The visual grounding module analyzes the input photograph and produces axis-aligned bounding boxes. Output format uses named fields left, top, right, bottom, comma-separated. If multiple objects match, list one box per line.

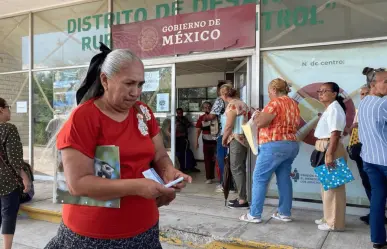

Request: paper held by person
left=242, top=118, right=258, bottom=155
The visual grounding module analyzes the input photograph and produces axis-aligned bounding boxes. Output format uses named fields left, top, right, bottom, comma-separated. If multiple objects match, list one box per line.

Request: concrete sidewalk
left=19, top=181, right=379, bottom=249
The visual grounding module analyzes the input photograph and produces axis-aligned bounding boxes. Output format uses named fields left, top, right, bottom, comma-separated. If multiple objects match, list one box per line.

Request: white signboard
left=156, top=93, right=169, bottom=112
left=143, top=71, right=160, bottom=92
left=16, top=101, right=27, bottom=113
left=262, top=41, right=387, bottom=206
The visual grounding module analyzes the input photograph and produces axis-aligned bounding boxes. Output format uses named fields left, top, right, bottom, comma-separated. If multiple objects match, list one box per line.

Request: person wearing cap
left=44, top=44, right=191, bottom=249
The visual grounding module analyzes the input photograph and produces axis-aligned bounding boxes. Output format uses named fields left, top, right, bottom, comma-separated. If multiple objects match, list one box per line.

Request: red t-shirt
left=196, top=114, right=216, bottom=143
left=56, top=99, right=160, bottom=239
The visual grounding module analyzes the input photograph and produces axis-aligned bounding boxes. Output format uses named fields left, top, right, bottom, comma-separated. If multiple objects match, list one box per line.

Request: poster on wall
left=143, top=71, right=160, bottom=92
left=16, top=101, right=27, bottom=113
left=53, top=79, right=80, bottom=115
left=262, top=41, right=387, bottom=206
left=156, top=93, right=169, bottom=112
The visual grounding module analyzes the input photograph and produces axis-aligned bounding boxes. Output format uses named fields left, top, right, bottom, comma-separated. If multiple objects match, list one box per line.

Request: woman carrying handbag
left=0, top=98, right=31, bottom=249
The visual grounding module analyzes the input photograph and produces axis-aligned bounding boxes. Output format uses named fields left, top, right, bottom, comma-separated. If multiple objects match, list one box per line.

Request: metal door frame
left=233, top=57, right=253, bottom=201
left=144, top=64, right=177, bottom=165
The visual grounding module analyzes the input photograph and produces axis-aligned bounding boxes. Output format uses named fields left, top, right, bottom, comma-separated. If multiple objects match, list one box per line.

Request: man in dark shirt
left=175, top=108, right=199, bottom=173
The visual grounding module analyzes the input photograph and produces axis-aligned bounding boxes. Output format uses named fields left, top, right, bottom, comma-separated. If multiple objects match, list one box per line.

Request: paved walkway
left=2, top=219, right=188, bottom=249
left=19, top=180, right=382, bottom=249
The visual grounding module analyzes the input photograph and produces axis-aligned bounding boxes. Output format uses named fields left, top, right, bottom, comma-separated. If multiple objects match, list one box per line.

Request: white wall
left=176, top=72, right=224, bottom=88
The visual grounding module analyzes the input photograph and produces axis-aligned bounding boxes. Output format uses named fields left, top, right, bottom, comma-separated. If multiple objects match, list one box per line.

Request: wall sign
left=112, top=4, right=256, bottom=58
left=16, top=101, right=27, bottom=113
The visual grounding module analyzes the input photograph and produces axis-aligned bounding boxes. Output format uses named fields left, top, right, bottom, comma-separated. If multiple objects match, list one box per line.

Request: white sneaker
left=318, top=223, right=344, bottom=232
left=205, top=179, right=213, bottom=184
left=239, top=213, right=262, bottom=224
left=315, top=218, right=325, bottom=225
left=215, top=184, right=224, bottom=193
left=271, top=212, right=292, bottom=222
left=318, top=223, right=334, bottom=231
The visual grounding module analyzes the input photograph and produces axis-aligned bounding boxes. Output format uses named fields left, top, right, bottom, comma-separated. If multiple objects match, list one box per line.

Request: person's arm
left=254, top=101, right=277, bottom=128
left=325, top=131, right=341, bottom=167
left=205, top=98, right=223, bottom=121
left=62, top=148, right=164, bottom=201
left=382, top=98, right=387, bottom=122
left=254, top=112, right=276, bottom=128
left=195, top=117, right=203, bottom=149
left=325, top=105, right=346, bottom=167
left=5, top=124, right=24, bottom=174
left=222, top=110, right=237, bottom=146
left=5, top=124, right=30, bottom=193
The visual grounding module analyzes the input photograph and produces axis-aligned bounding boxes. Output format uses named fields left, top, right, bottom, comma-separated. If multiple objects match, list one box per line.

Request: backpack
left=210, top=98, right=226, bottom=136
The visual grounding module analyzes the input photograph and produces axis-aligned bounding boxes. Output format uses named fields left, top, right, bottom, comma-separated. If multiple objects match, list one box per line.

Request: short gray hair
left=101, top=49, right=142, bottom=79
left=80, top=49, right=142, bottom=103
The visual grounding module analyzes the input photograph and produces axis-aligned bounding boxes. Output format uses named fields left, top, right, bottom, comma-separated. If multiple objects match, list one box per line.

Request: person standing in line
left=347, top=85, right=372, bottom=223
left=358, top=68, right=387, bottom=249
left=239, top=79, right=300, bottom=223
left=220, top=83, right=250, bottom=209
left=175, top=108, right=199, bottom=173
left=195, top=102, right=217, bottom=184
left=203, top=80, right=229, bottom=192
left=348, top=82, right=387, bottom=225
left=0, top=98, right=31, bottom=249
left=313, top=82, right=347, bottom=231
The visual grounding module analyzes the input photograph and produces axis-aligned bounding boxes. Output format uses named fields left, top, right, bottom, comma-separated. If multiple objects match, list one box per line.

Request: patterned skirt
left=44, top=222, right=163, bottom=249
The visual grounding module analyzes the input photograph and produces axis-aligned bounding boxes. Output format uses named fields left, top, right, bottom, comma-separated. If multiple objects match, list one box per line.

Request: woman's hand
left=162, top=167, right=192, bottom=191
left=20, top=169, right=31, bottom=193
left=325, top=153, right=335, bottom=168
left=195, top=140, right=199, bottom=150
left=137, top=179, right=175, bottom=199
left=222, top=137, right=228, bottom=147
left=156, top=192, right=176, bottom=207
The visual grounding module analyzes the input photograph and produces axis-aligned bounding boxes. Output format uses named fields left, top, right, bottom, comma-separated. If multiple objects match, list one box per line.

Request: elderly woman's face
left=103, top=60, right=145, bottom=110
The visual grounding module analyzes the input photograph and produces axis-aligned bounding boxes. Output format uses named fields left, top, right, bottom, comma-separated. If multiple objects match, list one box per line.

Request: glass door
left=142, top=64, right=176, bottom=166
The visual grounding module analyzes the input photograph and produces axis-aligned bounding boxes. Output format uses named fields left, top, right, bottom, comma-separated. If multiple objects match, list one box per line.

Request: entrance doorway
left=142, top=56, right=252, bottom=197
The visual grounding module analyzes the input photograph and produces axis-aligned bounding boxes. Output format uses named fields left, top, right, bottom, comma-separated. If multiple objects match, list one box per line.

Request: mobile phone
left=164, top=177, right=184, bottom=188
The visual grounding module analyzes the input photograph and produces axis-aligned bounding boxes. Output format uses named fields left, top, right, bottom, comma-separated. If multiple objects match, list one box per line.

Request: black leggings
left=0, top=188, right=20, bottom=235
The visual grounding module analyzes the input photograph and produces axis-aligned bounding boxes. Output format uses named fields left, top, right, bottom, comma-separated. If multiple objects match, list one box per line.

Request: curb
left=19, top=207, right=293, bottom=249
left=19, top=205, right=62, bottom=224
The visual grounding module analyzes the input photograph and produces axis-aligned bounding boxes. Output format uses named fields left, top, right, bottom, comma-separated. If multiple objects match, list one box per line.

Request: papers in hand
left=142, top=168, right=165, bottom=185
left=143, top=169, right=183, bottom=188
left=242, top=118, right=258, bottom=155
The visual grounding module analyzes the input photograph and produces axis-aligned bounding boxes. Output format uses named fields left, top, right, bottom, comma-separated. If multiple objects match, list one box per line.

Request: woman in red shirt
left=44, top=43, right=191, bottom=249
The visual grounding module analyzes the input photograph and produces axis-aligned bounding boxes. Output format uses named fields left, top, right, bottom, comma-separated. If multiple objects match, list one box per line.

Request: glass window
left=140, top=67, right=172, bottom=113
left=0, top=15, right=29, bottom=72
left=33, top=68, right=88, bottom=177
left=177, top=0, right=250, bottom=14
left=261, top=0, right=387, bottom=48
left=178, top=87, right=216, bottom=112
left=113, top=0, right=174, bottom=23
left=0, top=73, right=30, bottom=162
left=33, top=0, right=108, bottom=69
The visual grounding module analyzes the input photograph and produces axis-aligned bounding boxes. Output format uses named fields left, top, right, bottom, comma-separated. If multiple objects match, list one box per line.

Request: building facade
left=1, top=0, right=386, bottom=205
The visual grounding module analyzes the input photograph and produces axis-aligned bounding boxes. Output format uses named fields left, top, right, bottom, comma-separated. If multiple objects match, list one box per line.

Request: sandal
left=239, top=213, right=262, bottom=224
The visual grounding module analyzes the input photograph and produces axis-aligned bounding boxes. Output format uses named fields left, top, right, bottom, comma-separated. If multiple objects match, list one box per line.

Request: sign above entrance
left=112, top=4, right=256, bottom=59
